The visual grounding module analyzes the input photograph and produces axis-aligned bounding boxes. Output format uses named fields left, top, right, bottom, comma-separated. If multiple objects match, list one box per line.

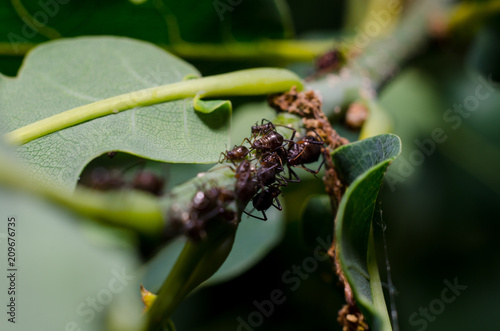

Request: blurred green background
left=1, top=0, right=499, bottom=330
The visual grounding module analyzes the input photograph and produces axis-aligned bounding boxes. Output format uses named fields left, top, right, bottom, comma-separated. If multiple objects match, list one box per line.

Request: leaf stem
left=367, top=227, right=392, bottom=331
left=5, top=68, right=303, bottom=145
left=145, top=227, right=236, bottom=331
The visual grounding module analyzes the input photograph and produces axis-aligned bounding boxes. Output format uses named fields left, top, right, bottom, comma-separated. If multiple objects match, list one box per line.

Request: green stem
left=0, top=39, right=334, bottom=61
left=5, top=68, right=303, bottom=145
left=145, top=226, right=236, bottom=331
left=10, top=0, right=62, bottom=39
left=2, top=144, right=161, bottom=238
left=309, top=0, right=451, bottom=116
left=145, top=240, right=208, bottom=329
left=448, top=0, right=500, bottom=35
left=0, top=151, right=163, bottom=235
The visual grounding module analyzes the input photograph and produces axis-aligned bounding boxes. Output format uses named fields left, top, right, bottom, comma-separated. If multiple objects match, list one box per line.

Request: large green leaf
left=0, top=36, right=231, bottom=190
left=0, top=142, right=144, bottom=331
left=332, top=134, right=401, bottom=331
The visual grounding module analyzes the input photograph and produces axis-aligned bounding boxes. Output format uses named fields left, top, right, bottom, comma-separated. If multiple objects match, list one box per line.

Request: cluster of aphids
left=220, top=119, right=325, bottom=221
left=81, top=166, right=165, bottom=196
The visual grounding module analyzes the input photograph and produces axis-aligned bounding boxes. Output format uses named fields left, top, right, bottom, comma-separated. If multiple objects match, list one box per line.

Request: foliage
left=1, top=1, right=498, bottom=331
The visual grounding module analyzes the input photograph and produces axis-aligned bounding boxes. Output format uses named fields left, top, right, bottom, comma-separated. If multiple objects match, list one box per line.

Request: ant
left=287, top=133, right=325, bottom=176
left=243, top=185, right=282, bottom=221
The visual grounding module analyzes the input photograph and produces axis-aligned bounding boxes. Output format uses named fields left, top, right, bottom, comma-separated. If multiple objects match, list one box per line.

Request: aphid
left=251, top=119, right=276, bottom=138
left=235, top=160, right=258, bottom=203
left=246, top=120, right=298, bottom=158
left=255, top=164, right=281, bottom=187
left=106, top=151, right=118, bottom=158
left=243, top=185, right=282, bottom=221
left=256, top=151, right=294, bottom=186
left=316, top=49, right=344, bottom=72
left=186, top=187, right=236, bottom=240
left=287, top=134, right=325, bottom=174
left=82, top=166, right=165, bottom=196
left=244, top=130, right=285, bottom=151
left=85, top=167, right=125, bottom=191
left=260, top=150, right=286, bottom=169
left=219, top=144, right=250, bottom=164
left=132, top=171, right=165, bottom=196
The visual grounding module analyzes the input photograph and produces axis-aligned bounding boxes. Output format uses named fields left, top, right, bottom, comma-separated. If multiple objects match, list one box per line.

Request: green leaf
left=333, top=134, right=401, bottom=185
left=193, top=95, right=232, bottom=114
left=0, top=36, right=230, bottom=190
left=0, top=148, right=144, bottom=331
left=332, top=133, right=401, bottom=331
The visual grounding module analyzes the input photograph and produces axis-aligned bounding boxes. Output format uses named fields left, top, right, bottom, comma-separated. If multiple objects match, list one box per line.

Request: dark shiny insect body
left=256, top=151, right=293, bottom=186
left=219, top=145, right=250, bottom=164
left=251, top=119, right=276, bottom=138
left=255, top=164, right=280, bottom=187
left=132, top=171, right=165, bottom=196
left=186, top=187, right=236, bottom=240
left=235, top=160, right=258, bottom=203
left=83, top=167, right=165, bottom=196
left=85, top=167, right=125, bottom=191
left=287, top=134, right=325, bottom=174
left=260, top=150, right=286, bottom=169
left=243, top=185, right=282, bottom=221
left=245, top=130, right=285, bottom=151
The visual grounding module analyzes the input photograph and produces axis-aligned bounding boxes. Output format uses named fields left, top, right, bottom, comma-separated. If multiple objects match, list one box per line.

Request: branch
left=0, top=39, right=334, bottom=62
left=308, top=0, right=452, bottom=116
